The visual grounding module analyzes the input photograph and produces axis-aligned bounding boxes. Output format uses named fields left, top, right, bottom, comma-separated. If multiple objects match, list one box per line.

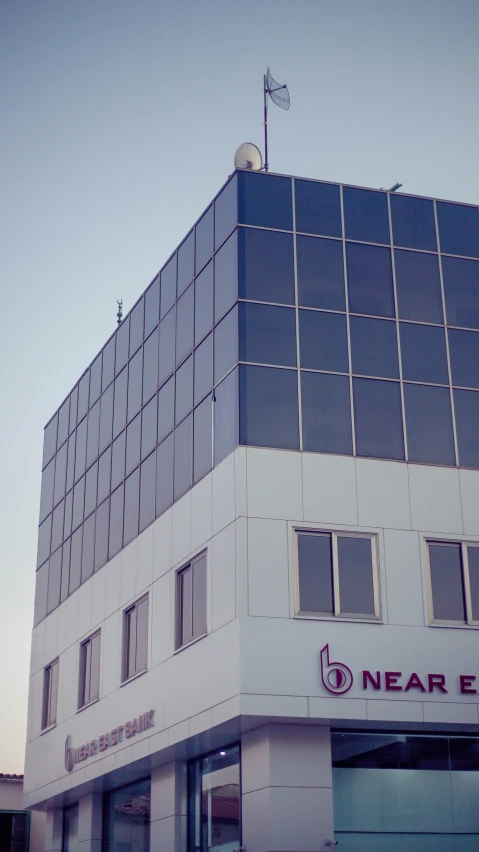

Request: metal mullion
left=371, top=537, right=381, bottom=619
left=340, top=185, right=356, bottom=456
left=331, top=534, right=341, bottom=616
left=84, top=640, right=92, bottom=705
left=434, top=200, right=460, bottom=467
left=462, top=543, right=473, bottom=625
left=291, top=178, right=303, bottom=451
left=388, top=193, right=408, bottom=462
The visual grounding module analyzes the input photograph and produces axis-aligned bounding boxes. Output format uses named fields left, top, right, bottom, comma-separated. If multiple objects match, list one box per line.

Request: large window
left=122, top=595, right=148, bottom=682
left=62, top=805, right=78, bottom=852
left=427, top=540, right=479, bottom=625
left=42, top=658, right=59, bottom=729
left=103, top=779, right=150, bottom=852
left=78, top=630, right=101, bottom=708
left=0, top=813, right=29, bottom=852
left=176, top=552, right=207, bottom=649
left=296, top=531, right=380, bottom=619
left=188, top=745, right=241, bottom=852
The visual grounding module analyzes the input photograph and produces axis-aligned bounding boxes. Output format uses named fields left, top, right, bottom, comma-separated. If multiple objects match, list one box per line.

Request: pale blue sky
left=1, top=0, right=478, bottom=772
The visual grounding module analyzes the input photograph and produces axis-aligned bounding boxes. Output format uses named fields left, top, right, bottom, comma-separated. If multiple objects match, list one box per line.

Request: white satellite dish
left=234, top=142, right=263, bottom=171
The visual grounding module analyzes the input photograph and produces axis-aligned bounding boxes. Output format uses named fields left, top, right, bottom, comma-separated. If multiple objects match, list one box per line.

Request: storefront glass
left=63, top=805, right=78, bottom=852
left=103, top=778, right=150, bottom=852
left=188, top=745, right=241, bottom=852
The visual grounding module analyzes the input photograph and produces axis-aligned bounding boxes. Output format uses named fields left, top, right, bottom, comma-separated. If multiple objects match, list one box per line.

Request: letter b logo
left=320, top=644, right=353, bottom=695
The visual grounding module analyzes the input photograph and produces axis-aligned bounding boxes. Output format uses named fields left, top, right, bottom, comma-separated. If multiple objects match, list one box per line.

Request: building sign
left=64, top=710, right=154, bottom=772
left=320, top=644, right=479, bottom=697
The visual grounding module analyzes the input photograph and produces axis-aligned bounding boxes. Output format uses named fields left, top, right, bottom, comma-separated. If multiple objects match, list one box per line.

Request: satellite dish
left=234, top=142, right=263, bottom=171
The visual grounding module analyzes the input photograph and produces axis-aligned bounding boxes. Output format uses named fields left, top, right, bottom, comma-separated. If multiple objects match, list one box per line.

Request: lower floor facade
left=42, top=722, right=479, bottom=852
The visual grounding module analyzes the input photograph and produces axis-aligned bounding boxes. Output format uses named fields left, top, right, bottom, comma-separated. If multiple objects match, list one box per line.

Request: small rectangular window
left=42, top=659, right=59, bottom=729
left=427, top=541, right=479, bottom=625
left=79, top=630, right=101, bottom=708
left=177, top=553, right=207, bottom=648
left=296, top=531, right=379, bottom=619
left=123, top=595, right=149, bottom=682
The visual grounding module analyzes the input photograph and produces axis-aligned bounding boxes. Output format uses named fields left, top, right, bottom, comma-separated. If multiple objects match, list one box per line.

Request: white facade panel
left=247, top=518, right=290, bottom=618
left=408, top=464, right=463, bottom=533
left=246, top=447, right=303, bottom=521
left=302, top=452, right=358, bottom=526
left=356, top=457, right=412, bottom=530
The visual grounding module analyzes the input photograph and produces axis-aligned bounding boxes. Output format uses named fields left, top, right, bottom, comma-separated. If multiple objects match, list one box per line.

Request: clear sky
left=1, top=0, right=478, bottom=773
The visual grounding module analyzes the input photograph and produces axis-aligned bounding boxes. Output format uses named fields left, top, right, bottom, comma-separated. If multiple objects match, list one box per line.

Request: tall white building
left=25, top=170, right=479, bottom=852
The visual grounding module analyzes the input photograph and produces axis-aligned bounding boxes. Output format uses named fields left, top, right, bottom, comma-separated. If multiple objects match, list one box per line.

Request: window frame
left=78, top=629, right=101, bottom=709
left=176, top=551, right=207, bottom=650
left=42, top=658, right=59, bottom=730
left=426, top=539, right=479, bottom=627
left=122, top=594, right=149, bottom=683
left=294, top=529, right=381, bottom=621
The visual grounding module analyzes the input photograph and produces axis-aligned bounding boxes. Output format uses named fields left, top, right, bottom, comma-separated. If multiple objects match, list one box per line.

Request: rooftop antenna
left=380, top=182, right=403, bottom=192
left=116, top=299, right=123, bottom=326
left=263, top=67, right=290, bottom=173
left=234, top=142, right=263, bottom=171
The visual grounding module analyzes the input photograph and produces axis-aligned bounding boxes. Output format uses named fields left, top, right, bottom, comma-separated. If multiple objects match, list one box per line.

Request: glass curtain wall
left=63, top=805, right=78, bottom=852
left=188, top=746, right=241, bottom=852
left=103, top=779, right=150, bottom=852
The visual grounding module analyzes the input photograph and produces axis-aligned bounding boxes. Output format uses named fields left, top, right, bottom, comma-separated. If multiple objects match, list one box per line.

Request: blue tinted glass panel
left=156, top=434, right=174, bottom=517
left=437, top=202, right=479, bottom=258
left=177, top=231, right=195, bottom=297
left=214, top=368, right=239, bottom=465
left=139, top=451, right=156, bottom=533
left=84, top=462, right=97, bottom=519
left=344, top=187, right=390, bottom=245
left=195, top=206, right=214, bottom=275
left=63, top=490, right=72, bottom=540
left=194, top=334, right=213, bottom=405
left=214, top=306, right=238, bottom=384
left=299, top=310, right=348, bottom=372
left=195, top=262, right=213, bottom=345
left=144, top=276, right=160, bottom=338
left=102, top=337, right=115, bottom=392
left=60, top=539, right=70, bottom=601
left=65, top=433, right=75, bottom=494
left=175, top=355, right=193, bottom=424
left=442, top=256, right=479, bottom=329
left=115, top=318, right=129, bottom=376
left=301, top=372, right=352, bottom=454
left=174, top=414, right=192, bottom=501
left=111, top=431, right=126, bottom=491
left=127, top=348, right=143, bottom=422
left=53, top=442, right=67, bottom=507
left=75, top=417, right=87, bottom=482
left=238, top=171, right=292, bottom=231
left=239, top=227, right=294, bottom=305
left=400, top=323, right=448, bottom=384
left=158, top=306, right=176, bottom=387
left=353, top=378, right=404, bottom=460
left=193, top=396, right=212, bottom=484
left=160, top=254, right=177, bottom=318
left=394, top=249, right=443, bottom=323
left=47, top=549, right=61, bottom=614
left=72, top=477, right=85, bottom=531
left=405, top=384, right=455, bottom=465
left=125, top=414, right=141, bottom=476
left=390, top=194, right=437, bottom=251
left=143, top=328, right=159, bottom=404
left=40, top=458, right=55, bottom=522
left=347, top=243, right=395, bottom=317
left=77, top=372, right=89, bottom=424
left=37, top=514, right=51, bottom=568
left=81, top=512, right=95, bottom=583
left=297, top=235, right=345, bottom=311
left=176, top=284, right=194, bottom=367
left=113, top=368, right=128, bottom=438
left=89, top=354, right=102, bottom=407
left=97, top=447, right=111, bottom=505
left=215, top=174, right=237, bottom=251
left=69, top=387, right=78, bottom=434
left=109, top=485, right=124, bottom=559
left=57, top=398, right=70, bottom=450
left=123, top=469, right=140, bottom=546
left=129, top=299, right=144, bottom=356
left=69, top=527, right=82, bottom=594
left=240, top=302, right=296, bottom=367
left=95, top=499, right=109, bottom=572
left=51, top=501, right=64, bottom=554
left=454, top=389, right=479, bottom=467
left=239, top=365, right=299, bottom=449
left=141, top=394, right=157, bottom=460
left=295, top=180, right=341, bottom=237
left=350, top=316, right=399, bottom=378
left=99, top=383, right=113, bottom=453
left=157, top=376, right=174, bottom=443
left=214, top=230, right=238, bottom=322
left=449, top=329, right=479, bottom=388
left=86, top=401, right=100, bottom=468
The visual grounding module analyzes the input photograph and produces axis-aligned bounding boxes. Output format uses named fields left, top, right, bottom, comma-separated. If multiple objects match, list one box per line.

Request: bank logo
left=320, top=644, right=353, bottom=695
left=65, top=735, right=74, bottom=773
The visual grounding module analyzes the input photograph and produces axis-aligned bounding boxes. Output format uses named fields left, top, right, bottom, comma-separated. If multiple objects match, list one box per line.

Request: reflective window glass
left=72, top=476, right=85, bottom=532
left=81, top=512, right=95, bottom=583
left=103, top=779, right=150, bottom=852
left=350, top=316, right=398, bottom=378
left=139, top=451, right=156, bottom=533
left=113, top=368, right=128, bottom=438
left=194, top=397, right=212, bottom=484
left=175, top=355, right=193, bottom=424
left=299, top=310, right=348, bottom=372
left=158, top=376, right=174, bottom=443
left=109, top=484, right=124, bottom=559
left=239, top=364, right=299, bottom=449
left=449, top=329, right=479, bottom=388
left=74, top=417, right=87, bottom=482
left=123, top=469, right=140, bottom=546
left=214, top=230, right=238, bottom=322
left=125, top=414, right=141, bottom=477
left=127, top=348, right=143, bottom=422
left=63, top=490, right=73, bottom=541
left=344, top=187, right=390, bottom=244
left=468, top=547, right=479, bottom=621
left=69, top=386, right=78, bottom=434
left=158, top=306, right=176, bottom=387
left=301, top=372, right=352, bottom=454
left=394, top=249, right=443, bottom=323
left=295, top=179, right=341, bottom=237
left=94, top=498, right=109, bottom=572
left=99, top=383, right=113, bottom=453
left=60, top=539, right=70, bottom=603
left=156, top=434, right=174, bottom=518
left=454, top=389, right=479, bottom=468
left=347, top=243, right=395, bottom=317
left=194, top=334, right=213, bottom=405
left=115, top=317, right=129, bottom=375
left=102, top=336, right=115, bottom=392
left=400, top=323, right=448, bottom=384
left=89, top=354, right=102, bottom=407
left=429, top=543, right=465, bottom=621
left=338, top=536, right=375, bottom=615
left=77, top=372, right=89, bottom=424
left=53, top=442, right=67, bottom=507
left=160, top=254, right=177, bottom=318
left=51, top=501, right=64, bottom=554
left=37, top=515, right=52, bottom=568
left=43, top=415, right=57, bottom=468
left=69, top=526, right=82, bottom=594
left=144, top=276, right=160, bottom=338
left=57, top=398, right=70, bottom=450
left=442, top=256, right=479, bottom=329
left=111, top=431, right=126, bottom=491
left=143, top=327, right=159, bottom=404
left=178, top=231, right=195, bottom=297
left=84, top=462, right=98, bottom=519
left=390, top=194, right=437, bottom=251
left=195, top=206, right=214, bottom=275
left=353, top=378, right=404, bottom=460
left=214, top=174, right=237, bottom=250
left=214, top=305, right=238, bottom=383
left=238, top=171, right=292, bottom=230
left=97, top=447, right=111, bottom=505
left=238, top=227, right=294, bottom=305
left=194, top=262, right=213, bottom=345
left=240, top=302, right=296, bottom=367
left=65, top=433, right=76, bottom=494
left=188, top=746, right=240, bottom=852
left=34, top=561, right=49, bottom=625
left=405, top=384, right=455, bottom=465
left=86, top=400, right=100, bottom=468
left=214, top=367, right=239, bottom=465
left=40, top=458, right=55, bottom=522
left=298, top=533, right=333, bottom=614
left=129, top=299, right=144, bottom=356
left=297, top=235, right=345, bottom=311
left=437, top=201, right=479, bottom=258
left=174, top=414, right=193, bottom=501
left=176, top=283, right=194, bottom=367
left=141, top=394, right=157, bottom=460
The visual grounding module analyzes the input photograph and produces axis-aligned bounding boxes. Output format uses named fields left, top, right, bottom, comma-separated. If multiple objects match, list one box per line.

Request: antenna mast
left=263, top=68, right=290, bottom=173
